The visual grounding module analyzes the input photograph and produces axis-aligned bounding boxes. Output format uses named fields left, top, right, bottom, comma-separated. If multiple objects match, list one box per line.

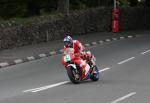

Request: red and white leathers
left=61, top=40, right=90, bottom=80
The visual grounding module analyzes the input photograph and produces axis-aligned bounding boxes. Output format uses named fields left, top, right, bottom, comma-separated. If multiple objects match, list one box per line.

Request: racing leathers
left=61, top=40, right=95, bottom=80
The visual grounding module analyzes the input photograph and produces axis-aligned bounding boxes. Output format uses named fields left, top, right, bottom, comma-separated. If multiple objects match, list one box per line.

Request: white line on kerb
left=118, top=57, right=135, bottom=65
left=110, top=92, right=136, bottom=103
left=23, top=67, right=110, bottom=93
left=141, top=49, right=150, bottom=54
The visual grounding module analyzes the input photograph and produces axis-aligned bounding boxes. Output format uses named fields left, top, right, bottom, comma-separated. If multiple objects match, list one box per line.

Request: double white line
left=23, top=81, right=69, bottom=93
left=22, top=56, right=140, bottom=93
left=23, top=67, right=110, bottom=93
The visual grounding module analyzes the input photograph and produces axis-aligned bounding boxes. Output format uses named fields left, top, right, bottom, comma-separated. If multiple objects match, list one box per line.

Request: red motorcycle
left=62, top=48, right=99, bottom=84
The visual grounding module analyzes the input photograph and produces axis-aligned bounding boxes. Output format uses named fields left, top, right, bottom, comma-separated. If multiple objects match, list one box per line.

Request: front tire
left=67, top=66, right=80, bottom=84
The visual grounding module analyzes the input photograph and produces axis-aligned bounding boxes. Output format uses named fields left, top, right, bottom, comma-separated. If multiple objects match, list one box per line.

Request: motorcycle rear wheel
left=90, top=66, right=99, bottom=81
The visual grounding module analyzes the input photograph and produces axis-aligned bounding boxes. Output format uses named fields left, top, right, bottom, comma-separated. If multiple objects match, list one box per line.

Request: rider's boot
left=88, top=56, right=96, bottom=75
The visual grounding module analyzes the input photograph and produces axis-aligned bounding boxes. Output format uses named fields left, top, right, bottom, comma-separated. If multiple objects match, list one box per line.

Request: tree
left=117, top=0, right=129, bottom=7
left=97, top=0, right=112, bottom=7
left=57, top=0, right=69, bottom=15
left=145, top=0, right=150, bottom=7
left=0, top=0, right=26, bottom=18
left=129, top=0, right=138, bottom=6
left=0, top=0, right=58, bottom=18
left=26, top=0, right=41, bottom=16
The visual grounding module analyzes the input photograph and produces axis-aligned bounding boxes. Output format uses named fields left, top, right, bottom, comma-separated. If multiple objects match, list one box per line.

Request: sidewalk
left=0, top=30, right=149, bottom=68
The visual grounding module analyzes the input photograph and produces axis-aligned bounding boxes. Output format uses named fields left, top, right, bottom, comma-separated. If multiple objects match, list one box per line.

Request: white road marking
left=23, top=67, right=110, bottom=93
left=110, top=92, right=136, bottom=103
left=118, top=57, right=135, bottom=65
left=141, top=49, right=150, bottom=54
left=23, top=81, right=69, bottom=93
left=99, top=67, right=110, bottom=72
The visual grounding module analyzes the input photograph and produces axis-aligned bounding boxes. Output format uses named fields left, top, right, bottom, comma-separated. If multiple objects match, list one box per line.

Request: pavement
left=0, top=31, right=150, bottom=103
left=1, top=30, right=149, bottom=68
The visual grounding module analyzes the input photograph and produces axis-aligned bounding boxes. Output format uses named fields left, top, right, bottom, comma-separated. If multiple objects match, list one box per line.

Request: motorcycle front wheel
left=67, top=66, right=80, bottom=84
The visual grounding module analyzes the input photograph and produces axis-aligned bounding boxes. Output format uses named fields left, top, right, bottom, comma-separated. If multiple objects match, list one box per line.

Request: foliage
left=117, top=0, right=129, bottom=7
left=128, top=0, right=138, bottom=6
left=145, top=0, right=150, bottom=7
left=70, top=0, right=99, bottom=10
left=0, top=0, right=148, bottom=19
left=0, top=0, right=58, bottom=19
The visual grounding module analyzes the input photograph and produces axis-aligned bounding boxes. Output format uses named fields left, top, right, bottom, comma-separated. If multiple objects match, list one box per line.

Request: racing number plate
left=64, top=55, right=71, bottom=63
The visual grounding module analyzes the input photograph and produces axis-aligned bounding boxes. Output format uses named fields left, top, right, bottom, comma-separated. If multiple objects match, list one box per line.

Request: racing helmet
left=63, top=35, right=73, bottom=47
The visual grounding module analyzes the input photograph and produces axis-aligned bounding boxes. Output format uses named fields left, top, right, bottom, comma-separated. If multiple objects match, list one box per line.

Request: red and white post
left=111, top=0, right=119, bottom=32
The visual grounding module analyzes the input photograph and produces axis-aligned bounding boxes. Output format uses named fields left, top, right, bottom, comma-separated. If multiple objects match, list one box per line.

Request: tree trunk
left=57, top=0, right=69, bottom=15
left=27, top=0, right=40, bottom=16
left=98, top=0, right=110, bottom=6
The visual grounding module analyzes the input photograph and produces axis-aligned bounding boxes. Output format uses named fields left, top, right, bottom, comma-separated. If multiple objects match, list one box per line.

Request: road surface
left=0, top=35, right=150, bottom=103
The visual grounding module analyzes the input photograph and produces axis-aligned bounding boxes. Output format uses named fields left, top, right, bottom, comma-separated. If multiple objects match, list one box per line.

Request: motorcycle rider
left=61, top=35, right=95, bottom=80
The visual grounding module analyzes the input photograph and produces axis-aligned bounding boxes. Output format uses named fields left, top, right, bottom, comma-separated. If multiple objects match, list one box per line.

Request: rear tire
left=90, top=66, right=99, bottom=81
left=67, top=66, right=80, bottom=84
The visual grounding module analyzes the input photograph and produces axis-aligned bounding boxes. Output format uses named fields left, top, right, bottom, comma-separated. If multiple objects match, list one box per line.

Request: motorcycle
left=62, top=48, right=99, bottom=84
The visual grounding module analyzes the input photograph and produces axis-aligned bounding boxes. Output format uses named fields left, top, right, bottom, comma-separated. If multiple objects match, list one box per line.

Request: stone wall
left=0, top=7, right=150, bottom=49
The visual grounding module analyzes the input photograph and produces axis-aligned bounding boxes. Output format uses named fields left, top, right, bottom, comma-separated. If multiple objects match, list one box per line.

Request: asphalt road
left=0, top=35, right=150, bottom=103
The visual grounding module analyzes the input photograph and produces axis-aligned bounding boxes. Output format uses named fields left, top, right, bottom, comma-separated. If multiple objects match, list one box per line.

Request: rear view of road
left=0, top=35, right=150, bottom=103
